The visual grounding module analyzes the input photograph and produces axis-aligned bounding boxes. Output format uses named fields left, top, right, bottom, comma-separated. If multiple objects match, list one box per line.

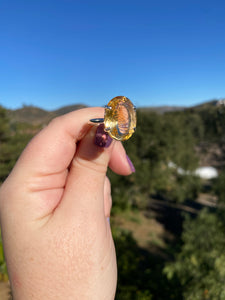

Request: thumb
left=59, top=124, right=115, bottom=217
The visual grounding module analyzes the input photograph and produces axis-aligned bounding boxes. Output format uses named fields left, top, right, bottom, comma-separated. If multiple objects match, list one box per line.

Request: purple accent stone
left=95, top=124, right=113, bottom=148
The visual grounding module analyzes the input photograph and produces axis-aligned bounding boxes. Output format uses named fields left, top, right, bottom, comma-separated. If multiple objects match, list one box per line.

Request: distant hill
left=139, top=99, right=222, bottom=114
left=190, top=99, right=218, bottom=110
left=5, top=99, right=222, bottom=125
left=139, top=105, right=185, bottom=114
left=6, top=104, right=88, bottom=125
left=54, top=104, right=87, bottom=116
left=7, top=106, right=54, bottom=124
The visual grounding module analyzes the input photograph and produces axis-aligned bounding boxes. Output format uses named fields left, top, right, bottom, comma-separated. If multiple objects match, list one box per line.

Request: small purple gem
left=95, top=124, right=113, bottom=148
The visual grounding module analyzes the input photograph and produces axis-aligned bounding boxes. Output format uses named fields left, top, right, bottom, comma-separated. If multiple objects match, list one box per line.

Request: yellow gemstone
left=104, top=96, right=136, bottom=141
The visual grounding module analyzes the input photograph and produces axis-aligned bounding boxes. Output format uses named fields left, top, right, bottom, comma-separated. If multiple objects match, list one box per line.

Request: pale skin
left=0, top=107, right=133, bottom=299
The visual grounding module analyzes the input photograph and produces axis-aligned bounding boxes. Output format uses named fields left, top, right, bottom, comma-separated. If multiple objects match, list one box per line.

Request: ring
left=90, top=96, right=136, bottom=141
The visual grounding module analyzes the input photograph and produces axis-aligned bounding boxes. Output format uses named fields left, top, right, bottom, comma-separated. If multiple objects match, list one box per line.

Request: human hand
left=0, top=108, right=134, bottom=299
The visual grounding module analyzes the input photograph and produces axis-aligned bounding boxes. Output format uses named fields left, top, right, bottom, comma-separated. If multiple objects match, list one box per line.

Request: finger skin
left=104, top=176, right=112, bottom=218
left=11, top=107, right=105, bottom=177
left=11, top=108, right=131, bottom=178
left=58, top=125, right=115, bottom=216
left=0, top=107, right=134, bottom=300
left=109, top=141, right=133, bottom=175
left=0, top=108, right=131, bottom=221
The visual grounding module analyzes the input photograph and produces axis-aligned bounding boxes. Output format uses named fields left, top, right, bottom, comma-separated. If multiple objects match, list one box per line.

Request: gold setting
left=104, top=96, right=136, bottom=141
left=90, top=96, right=136, bottom=141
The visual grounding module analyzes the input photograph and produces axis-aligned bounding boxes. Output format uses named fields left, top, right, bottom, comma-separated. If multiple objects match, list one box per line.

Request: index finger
left=13, top=107, right=104, bottom=177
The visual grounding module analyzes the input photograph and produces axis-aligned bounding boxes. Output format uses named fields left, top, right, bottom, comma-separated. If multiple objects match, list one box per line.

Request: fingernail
left=126, top=155, right=135, bottom=173
left=95, top=124, right=113, bottom=148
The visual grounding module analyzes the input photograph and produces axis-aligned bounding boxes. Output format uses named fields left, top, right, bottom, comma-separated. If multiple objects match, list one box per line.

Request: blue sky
left=1, top=0, right=225, bottom=110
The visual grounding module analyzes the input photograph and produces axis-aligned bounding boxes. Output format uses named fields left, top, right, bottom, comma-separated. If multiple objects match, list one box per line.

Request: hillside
left=5, top=99, right=221, bottom=125
left=138, top=105, right=185, bottom=114
left=6, top=104, right=87, bottom=125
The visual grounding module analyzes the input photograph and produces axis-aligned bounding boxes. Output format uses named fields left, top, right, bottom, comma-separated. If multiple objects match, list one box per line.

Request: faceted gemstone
left=95, top=123, right=113, bottom=147
left=104, top=96, right=136, bottom=141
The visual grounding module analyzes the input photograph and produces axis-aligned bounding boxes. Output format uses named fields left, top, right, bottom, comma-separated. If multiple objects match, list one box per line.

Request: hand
left=0, top=108, right=134, bottom=300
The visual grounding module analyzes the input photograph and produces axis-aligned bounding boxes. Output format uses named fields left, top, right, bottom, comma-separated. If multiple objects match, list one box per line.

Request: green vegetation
left=164, top=209, right=225, bottom=300
left=0, top=101, right=225, bottom=298
left=0, top=106, right=37, bottom=183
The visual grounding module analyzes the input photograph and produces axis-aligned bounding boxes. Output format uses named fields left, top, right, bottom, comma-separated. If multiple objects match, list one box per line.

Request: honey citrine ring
left=90, top=96, right=137, bottom=141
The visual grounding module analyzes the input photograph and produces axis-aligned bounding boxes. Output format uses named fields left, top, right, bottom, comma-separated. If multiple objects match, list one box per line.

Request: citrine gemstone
left=104, top=96, right=136, bottom=141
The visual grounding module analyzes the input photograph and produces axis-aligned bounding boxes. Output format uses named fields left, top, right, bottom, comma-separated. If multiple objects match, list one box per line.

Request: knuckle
left=73, top=156, right=107, bottom=176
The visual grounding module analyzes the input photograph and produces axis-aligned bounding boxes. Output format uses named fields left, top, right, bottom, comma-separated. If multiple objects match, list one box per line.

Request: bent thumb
left=60, top=125, right=115, bottom=216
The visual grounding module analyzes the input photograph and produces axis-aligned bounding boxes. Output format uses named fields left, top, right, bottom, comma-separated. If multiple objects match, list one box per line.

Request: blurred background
left=1, top=1, right=225, bottom=299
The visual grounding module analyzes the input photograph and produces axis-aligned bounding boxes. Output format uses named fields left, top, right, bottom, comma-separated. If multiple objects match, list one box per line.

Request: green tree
left=0, top=107, right=35, bottom=280
left=0, top=106, right=10, bottom=142
left=164, top=209, right=225, bottom=300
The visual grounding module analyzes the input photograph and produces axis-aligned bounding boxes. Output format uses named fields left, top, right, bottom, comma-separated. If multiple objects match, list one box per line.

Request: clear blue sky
left=1, top=0, right=225, bottom=110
